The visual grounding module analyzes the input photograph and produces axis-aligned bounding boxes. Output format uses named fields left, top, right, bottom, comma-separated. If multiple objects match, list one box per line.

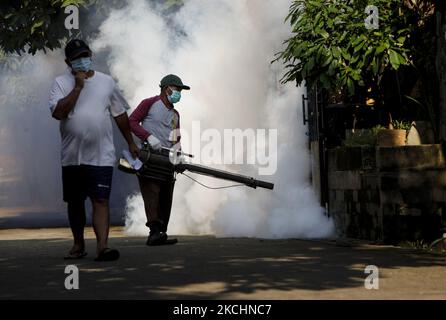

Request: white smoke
left=0, top=51, right=67, bottom=210
left=92, top=0, right=334, bottom=239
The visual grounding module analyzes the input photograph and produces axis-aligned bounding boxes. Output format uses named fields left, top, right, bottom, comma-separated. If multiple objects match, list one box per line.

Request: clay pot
left=377, top=129, right=407, bottom=147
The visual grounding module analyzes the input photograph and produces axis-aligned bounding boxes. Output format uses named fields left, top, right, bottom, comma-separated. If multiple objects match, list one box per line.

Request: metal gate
left=302, top=84, right=329, bottom=214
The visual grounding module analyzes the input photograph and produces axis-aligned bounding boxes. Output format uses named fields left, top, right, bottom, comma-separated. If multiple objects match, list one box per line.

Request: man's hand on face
left=74, top=72, right=87, bottom=90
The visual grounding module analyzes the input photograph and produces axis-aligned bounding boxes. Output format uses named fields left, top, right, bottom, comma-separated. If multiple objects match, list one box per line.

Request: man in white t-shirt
left=49, top=39, right=139, bottom=261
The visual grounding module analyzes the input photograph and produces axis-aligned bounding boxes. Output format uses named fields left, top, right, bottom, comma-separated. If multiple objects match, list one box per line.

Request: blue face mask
left=71, top=57, right=92, bottom=72
left=167, top=89, right=181, bottom=104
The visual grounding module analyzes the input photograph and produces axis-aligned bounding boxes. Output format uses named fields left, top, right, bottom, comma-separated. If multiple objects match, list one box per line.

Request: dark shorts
left=62, top=165, right=113, bottom=202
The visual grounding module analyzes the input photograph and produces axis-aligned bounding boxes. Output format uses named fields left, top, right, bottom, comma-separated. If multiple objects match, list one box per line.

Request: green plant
left=407, top=239, right=429, bottom=250
left=401, top=237, right=446, bottom=254
left=371, top=124, right=386, bottom=134
left=276, top=0, right=414, bottom=97
left=391, top=120, right=412, bottom=130
left=344, top=130, right=375, bottom=147
left=343, top=125, right=384, bottom=147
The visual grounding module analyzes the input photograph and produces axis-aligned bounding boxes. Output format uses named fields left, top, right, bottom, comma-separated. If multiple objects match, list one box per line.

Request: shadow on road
left=0, top=235, right=445, bottom=299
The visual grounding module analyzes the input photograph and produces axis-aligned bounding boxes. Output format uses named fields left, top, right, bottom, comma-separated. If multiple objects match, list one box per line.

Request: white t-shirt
left=49, top=71, right=129, bottom=167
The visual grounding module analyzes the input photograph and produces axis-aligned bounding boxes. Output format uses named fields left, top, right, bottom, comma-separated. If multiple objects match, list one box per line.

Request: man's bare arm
left=114, top=112, right=140, bottom=158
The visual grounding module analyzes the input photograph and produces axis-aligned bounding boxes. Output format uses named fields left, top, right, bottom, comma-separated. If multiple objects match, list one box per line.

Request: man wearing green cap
left=129, top=74, right=190, bottom=245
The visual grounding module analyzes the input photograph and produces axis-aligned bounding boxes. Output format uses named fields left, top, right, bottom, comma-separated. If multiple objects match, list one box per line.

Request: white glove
left=147, top=135, right=162, bottom=151
left=168, top=150, right=185, bottom=165
left=122, top=150, right=143, bottom=170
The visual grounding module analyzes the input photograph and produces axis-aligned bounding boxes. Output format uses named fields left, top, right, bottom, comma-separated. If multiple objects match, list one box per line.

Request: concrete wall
left=328, top=145, right=446, bottom=243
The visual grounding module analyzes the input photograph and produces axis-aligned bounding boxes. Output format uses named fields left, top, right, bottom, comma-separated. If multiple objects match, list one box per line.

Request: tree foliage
left=0, top=0, right=184, bottom=55
left=0, top=0, right=87, bottom=55
left=276, top=0, right=429, bottom=97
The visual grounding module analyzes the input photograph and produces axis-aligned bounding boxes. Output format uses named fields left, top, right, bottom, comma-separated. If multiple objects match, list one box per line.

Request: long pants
left=137, top=175, right=175, bottom=233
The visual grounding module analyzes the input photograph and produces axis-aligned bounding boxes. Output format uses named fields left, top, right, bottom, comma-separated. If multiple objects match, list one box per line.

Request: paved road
left=0, top=228, right=445, bottom=299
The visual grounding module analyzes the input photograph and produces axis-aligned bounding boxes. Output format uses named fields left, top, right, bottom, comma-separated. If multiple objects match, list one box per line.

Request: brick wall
left=328, top=145, right=446, bottom=243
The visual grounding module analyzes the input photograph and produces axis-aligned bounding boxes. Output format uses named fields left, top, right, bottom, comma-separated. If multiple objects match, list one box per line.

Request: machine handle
left=161, top=147, right=194, bottom=158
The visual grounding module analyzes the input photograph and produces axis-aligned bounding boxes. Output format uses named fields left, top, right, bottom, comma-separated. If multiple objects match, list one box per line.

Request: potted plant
left=377, top=119, right=411, bottom=147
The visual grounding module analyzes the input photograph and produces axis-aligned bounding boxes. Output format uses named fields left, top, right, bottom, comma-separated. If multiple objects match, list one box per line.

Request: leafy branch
left=275, top=0, right=414, bottom=97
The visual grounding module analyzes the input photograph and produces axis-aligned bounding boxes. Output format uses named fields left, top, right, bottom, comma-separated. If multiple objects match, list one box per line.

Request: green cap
left=160, top=74, right=190, bottom=90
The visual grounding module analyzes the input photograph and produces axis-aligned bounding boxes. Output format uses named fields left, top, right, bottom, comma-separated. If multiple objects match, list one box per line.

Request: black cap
left=160, top=74, right=190, bottom=90
left=65, top=39, right=91, bottom=60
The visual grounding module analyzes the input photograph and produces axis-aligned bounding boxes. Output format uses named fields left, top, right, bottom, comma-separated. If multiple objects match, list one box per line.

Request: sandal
left=94, top=248, right=120, bottom=262
left=64, top=250, right=87, bottom=260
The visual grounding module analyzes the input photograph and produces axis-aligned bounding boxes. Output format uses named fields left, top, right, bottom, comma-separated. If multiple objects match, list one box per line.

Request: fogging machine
left=118, top=143, right=274, bottom=190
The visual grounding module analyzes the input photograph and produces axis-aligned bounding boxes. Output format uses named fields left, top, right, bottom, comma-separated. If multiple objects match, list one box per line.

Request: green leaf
left=351, top=36, right=365, bottom=47
left=332, top=47, right=341, bottom=59
left=321, top=56, right=333, bottom=67
left=31, top=21, right=44, bottom=34
left=339, top=31, right=348, bottom=42
left=347, top=78, right=355, bottom=95
left=372, top=58, right=379, bottom=75
left=320, top=30, right=329, bottom=39
left=354, top=41, right=365, bottom=53
left=398, top=52, right=407, bottom=64
left=341, top=49, right=351, bottom=61
left=388, top=49, right=401, bottom=69
left=376, top=44, right=386, bottom=54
